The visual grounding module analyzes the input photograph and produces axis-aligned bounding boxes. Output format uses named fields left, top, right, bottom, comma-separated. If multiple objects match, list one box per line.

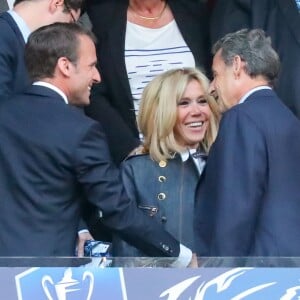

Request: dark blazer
left=0, top=12, right=31, bottom=100
left=0, top=85, right=180, bottom=257
left=113, top=153, right=200, bottom=258
left=195, top=89, right=300, bottom=256
left=0, top=12, right=90, bottom=233
left=210, top=0, right=300, bottom=117
left=85, top=0, right=210, bottom=165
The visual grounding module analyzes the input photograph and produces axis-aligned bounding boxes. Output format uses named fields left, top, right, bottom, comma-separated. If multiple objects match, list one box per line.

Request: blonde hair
left=138, top=68, right=220, bottom=162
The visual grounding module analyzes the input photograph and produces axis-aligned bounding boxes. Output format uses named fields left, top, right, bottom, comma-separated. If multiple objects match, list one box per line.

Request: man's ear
left=57, top=57, right=72, bottom=77
left=232, top=55, right=243, bottom=79
left=49, top=0, right=64, bottom=13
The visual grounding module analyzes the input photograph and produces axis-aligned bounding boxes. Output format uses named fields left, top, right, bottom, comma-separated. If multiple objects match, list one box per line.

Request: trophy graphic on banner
left=42, top=268, right=94, bottom=300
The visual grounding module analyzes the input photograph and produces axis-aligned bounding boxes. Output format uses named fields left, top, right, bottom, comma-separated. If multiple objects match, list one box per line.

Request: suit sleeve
left=74, top=122, right=180, bottom=257
left=112, top=160, right=147, bottom=257
left=195, top=108, right=267, bottom=256
left=120, top=160, right=140, bottom=206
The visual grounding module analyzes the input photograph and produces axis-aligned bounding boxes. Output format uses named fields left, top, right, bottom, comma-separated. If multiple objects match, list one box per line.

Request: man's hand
left=76, top=231, right=94, bottom=257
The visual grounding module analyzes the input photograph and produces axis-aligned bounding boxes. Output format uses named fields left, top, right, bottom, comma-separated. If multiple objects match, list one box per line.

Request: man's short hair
left=25, top=22, right=95, bottom=81
left=212, top=29, right=280, bottom=85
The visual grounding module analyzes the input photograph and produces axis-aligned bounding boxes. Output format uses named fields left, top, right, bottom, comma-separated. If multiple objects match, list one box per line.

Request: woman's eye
left=178, top=100, right=189, bottom=106
left=198, top=98, right=207, bottom=104
left=178, top=98, right=207, bottom=106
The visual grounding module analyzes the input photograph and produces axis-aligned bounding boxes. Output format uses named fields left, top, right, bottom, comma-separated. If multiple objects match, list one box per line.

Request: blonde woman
left=85, top=0, right=210, bottom=166
left=113, top=68, right=220, bottom=258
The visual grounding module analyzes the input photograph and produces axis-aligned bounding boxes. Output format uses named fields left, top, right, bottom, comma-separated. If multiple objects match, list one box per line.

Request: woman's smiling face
left=175, top=79, right=211, bottom=149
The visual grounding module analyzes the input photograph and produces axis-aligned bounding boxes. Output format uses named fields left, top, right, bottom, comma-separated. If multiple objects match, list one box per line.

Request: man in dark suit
left=0, top=0, right=94, bottom=255
left=209, top=0, right=300, bottom=118
left=0, top=23, right=192, bottom=266
left=195, top=29, right=300, bottom=257
left=0, top=0, right=83, bottom=100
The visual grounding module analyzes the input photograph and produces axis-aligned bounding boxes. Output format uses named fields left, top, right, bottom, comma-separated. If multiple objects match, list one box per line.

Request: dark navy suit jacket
left=0, top=12, right=31, bottom=100
left=210, top=0, right=300, bottom=118
left=195, top=89, right=300, bottom=256
left=0, top=11, right=92, bottom=233
left=0, top=85, right=180, bottom=257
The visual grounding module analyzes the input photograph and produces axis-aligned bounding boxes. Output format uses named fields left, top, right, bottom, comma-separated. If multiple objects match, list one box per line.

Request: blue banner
left=1, top=266, right=300, bottom=299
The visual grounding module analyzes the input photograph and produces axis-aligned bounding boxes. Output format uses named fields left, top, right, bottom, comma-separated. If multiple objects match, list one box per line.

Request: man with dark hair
left=0, top=0, right=91, bottom=255
left=0, top=23, right=192, bottom=266
left=0, top=0, right=83, bottom=100
left=195, top=29, right=300, bottom=257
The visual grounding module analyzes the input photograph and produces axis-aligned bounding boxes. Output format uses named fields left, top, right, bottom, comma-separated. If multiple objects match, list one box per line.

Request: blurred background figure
left=0, top=0, right=83, bottom=100
left=85, top=0, right=211, bottom=166
left=209, top=0, right=300, bottom=118
left=112, top=67, right=219, bottom=261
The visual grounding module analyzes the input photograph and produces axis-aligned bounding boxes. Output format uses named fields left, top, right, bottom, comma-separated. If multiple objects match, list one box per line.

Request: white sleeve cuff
left=78, top=229, right=89, bottom=234
left=171, top=244, right=192, bottom=268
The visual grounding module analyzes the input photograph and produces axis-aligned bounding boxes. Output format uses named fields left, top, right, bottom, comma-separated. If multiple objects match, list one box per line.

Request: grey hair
left=212, top=29, right=280, bottom=85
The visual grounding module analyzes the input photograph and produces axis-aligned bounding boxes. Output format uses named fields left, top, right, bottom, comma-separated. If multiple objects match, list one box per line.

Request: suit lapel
left=277, top=0, right=300, bottom=46
left=1, top=12, right=26, bottom=46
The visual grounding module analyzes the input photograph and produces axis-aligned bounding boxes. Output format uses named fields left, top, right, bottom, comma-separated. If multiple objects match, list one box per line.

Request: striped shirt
left=125, top=20, right=195, bottom=116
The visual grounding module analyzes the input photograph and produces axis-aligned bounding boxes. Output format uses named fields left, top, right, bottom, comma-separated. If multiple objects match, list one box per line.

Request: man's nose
left=208, top=81, right=215, bottom=96
left=93, top=68, right=101, bottom=83
left=209, top=82, right=219, bottom=101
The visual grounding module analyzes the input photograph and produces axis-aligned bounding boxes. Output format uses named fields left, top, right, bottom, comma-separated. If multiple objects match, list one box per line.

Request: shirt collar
left=8, top=10, right=31, bottom=43
left=180, top=148, right=206, bottom=175
left=33, top=81, right=69, bottom=104
left=180, top=149, right=190, bottom=162
left=239, top=86, right=272, bottom=104
left=7, top=0, right=14, bottom=9
left=180, top=148, right=200, bottom=162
